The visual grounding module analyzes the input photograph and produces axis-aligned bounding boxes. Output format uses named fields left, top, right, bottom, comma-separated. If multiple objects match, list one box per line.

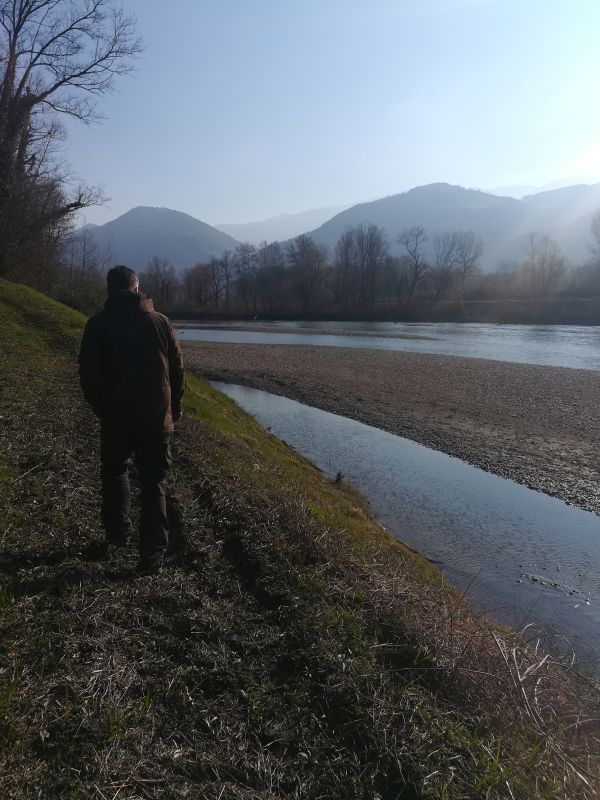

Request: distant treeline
left=7, top=210, right=600, bottom=323
left=138, top=220, right=600, bottom=324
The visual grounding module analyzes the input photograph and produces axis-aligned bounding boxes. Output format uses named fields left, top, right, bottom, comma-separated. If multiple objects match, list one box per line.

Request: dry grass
left=0, top=278, right=599, bottom=799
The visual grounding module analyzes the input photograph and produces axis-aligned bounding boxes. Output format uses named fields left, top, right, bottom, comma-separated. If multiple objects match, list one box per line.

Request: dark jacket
left=78, top=291, right=185, bottom=433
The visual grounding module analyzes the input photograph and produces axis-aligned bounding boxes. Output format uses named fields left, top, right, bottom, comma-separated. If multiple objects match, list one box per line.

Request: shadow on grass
left=1, top=541, right=206, bottom=600
left=3, top=562, right=135, bottom=599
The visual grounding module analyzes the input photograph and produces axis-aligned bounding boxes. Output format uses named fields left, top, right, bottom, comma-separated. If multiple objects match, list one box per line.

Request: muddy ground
left=184, top=342, right=600, bottom=515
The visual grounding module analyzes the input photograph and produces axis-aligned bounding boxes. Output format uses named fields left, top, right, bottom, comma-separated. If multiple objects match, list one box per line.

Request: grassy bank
left=0, top=277, right=598, bottom=799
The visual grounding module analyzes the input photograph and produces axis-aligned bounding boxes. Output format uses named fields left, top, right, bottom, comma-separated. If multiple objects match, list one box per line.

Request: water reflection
left=213, top=382, right=600, bottom=669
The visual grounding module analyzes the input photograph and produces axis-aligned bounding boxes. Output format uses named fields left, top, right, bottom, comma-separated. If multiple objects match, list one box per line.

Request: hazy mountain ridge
left=216, top=204, right=351, bottom=244
left=488, top=177, right=600, bottom=199
left=77, top=206, right=239, bottom=269
left=521, top=183, right=600, bottom=216
left=80, top=183, right=600, bottom=272
left=304, top=182, right=600, bottom=267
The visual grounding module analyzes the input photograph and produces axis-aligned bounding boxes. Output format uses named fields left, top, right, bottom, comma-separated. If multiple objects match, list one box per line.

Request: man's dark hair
left=107, top=265, right=139, bottom=294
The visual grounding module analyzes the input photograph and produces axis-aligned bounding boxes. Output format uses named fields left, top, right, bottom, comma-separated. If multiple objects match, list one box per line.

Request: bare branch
left=1, top=0, right=142, bottom=120
left=398, top=225, right=429, bottom=305
left=0, top=0, right=140, bottom=277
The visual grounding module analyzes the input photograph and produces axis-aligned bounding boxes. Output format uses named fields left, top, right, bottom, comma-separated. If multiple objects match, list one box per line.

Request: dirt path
left=184, top=342, right=600, bottom=514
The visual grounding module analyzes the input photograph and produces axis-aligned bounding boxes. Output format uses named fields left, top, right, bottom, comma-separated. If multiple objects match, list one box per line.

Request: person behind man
left=78, top=265, right=185, bottom=574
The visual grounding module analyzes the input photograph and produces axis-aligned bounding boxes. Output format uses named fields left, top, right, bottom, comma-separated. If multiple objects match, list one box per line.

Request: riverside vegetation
left=0, top=278, right=599, bottom=799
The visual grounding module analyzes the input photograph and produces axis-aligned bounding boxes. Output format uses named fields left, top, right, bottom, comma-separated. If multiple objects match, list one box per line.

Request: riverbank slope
left=184, top=342, right=600, bottom=514
left=1, top=279, right=598, bottom=799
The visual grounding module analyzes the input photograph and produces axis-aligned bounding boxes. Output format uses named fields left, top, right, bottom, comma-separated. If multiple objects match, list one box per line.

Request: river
left=213, top=382, right=600, bottom=671
left=179, top=320, right=600, bottom=370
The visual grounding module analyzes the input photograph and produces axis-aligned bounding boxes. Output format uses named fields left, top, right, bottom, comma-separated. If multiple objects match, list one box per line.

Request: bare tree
left=235, top=242, right=258, bottom=314
left=0, top=0, right=141, bottom=268
left=219, top=249, right=235, bottom=309
left=183, top=263, right=208, bottom=307
left=50, top=227, right=111, bottom=311
left=0, top=102, right=103, bottom=280
left=64, top=228, right=101, bottom=305
left=184, top=253, right=244, bottom=311
left=398, top=225, right=428, bottom=306
left=207, top=255, right=224, bottom=309
left=67, top=228, right=112, bottom=278
left=524, top=233, right=566, bottom=301
left=334, top=228, right=355, bottom=308
left=431, top=231, right=459, bottom=303
left=355, top=223, right=388, bottom=308
left=142, top=257, right=178, bottom=309
left=287, top=234, right=328, bottom=312
left=334, top=224, right=388, bottom=309
left=256, top=240, right=286, bottom=313
left=455, top=230, right=483, bottom=296
left=381, top=255, right=402, bottom=303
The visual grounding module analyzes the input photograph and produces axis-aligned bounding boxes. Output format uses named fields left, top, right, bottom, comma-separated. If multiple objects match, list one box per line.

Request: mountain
left=488, top=185, right=539, bottom=199
left=304, top=183, right=600, bottom=268
left=489, top=177, right=600, bottom=199
left=521, top=183, right=600, bottom=217
left=519, top=184, right=600, bottom=265
left=79, top=184, right=600, bottom=273
left=216, top=204, right=350, bottom=244
left=306, top=184, right=528, bottom=266
left=78, top=206, right=239, bottom=270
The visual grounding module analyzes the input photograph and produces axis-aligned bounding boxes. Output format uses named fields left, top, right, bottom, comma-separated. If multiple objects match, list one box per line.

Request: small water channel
left=180, top=321, right=600, bottom=370
left=213, top=382, right=600, bottom=669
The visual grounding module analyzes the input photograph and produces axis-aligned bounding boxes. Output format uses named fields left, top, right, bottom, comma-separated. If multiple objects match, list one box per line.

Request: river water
left=179, top=321, right=600, bottom=371
left=213, top=382, right=600, bottom=670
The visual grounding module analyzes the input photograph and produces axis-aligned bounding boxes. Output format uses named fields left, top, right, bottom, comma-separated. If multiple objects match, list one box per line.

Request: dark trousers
left=100, top=424, right=172, bottom=561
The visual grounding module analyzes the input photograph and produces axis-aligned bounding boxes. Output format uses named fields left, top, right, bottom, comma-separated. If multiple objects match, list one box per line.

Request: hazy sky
left=66, top=0, right=600, bottom=226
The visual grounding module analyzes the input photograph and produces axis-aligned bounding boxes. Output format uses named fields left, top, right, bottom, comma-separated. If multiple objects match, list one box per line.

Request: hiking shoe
left=134, top=557, right=164, bottom=576
left=85, top=538, right=130, bottom=560
left=108, top=537, right=131, bottom=550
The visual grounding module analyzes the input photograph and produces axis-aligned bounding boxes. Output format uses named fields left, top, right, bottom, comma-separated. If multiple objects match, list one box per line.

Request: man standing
left=79, top=265, right=185, bottom=574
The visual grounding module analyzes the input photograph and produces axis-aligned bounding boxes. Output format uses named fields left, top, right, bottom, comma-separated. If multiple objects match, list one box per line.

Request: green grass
left=0, top=277, right=85, bottom=344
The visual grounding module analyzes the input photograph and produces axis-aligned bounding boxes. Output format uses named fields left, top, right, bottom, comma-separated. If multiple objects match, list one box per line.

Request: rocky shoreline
left=183, top=342, right=600, bottom=515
